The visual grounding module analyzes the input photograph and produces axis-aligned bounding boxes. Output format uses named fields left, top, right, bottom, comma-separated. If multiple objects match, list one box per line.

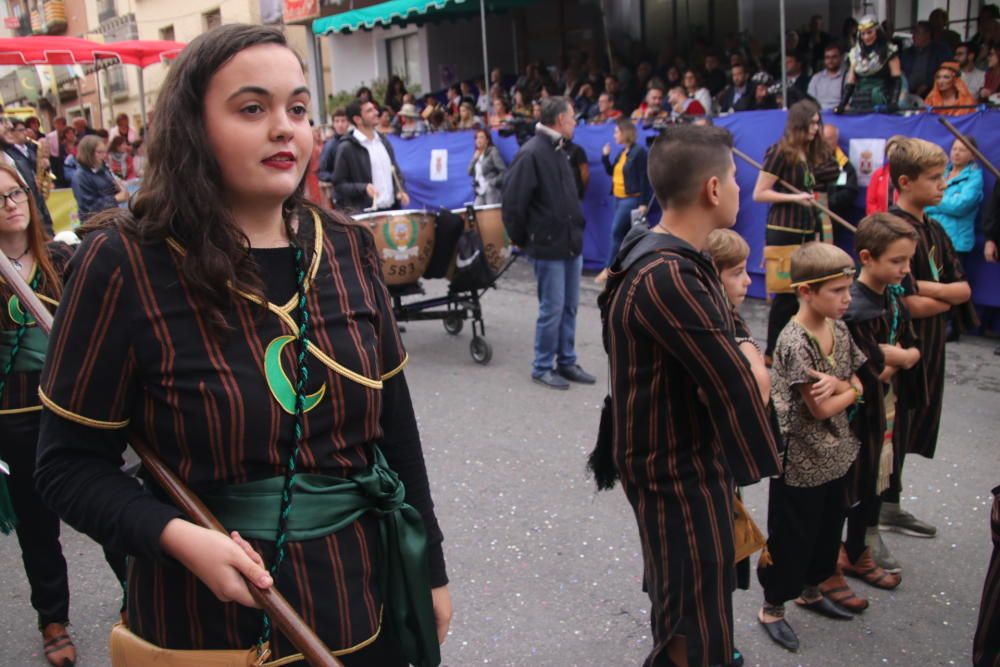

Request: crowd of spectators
left=323, top=5, right=999, bottom=151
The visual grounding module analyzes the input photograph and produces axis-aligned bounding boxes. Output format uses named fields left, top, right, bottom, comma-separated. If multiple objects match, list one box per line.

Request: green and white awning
left=313, top=0, right=534, bottom=35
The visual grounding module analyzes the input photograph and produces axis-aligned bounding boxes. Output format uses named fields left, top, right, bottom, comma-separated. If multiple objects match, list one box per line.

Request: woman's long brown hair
left=83, top=23, right=312, bottom=339
left=778, top=99, right=828, bottom=167
left=0, top=162, right=60, bottom=292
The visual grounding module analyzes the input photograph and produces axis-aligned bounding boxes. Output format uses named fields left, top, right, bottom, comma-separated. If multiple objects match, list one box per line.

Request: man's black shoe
left=795, top=595, right=854, bottom=620
left=532, top=370, right=570, bottom=390
left=557, top=364, right=596, bottom=384
left=758, top=617, right=799, bottom=652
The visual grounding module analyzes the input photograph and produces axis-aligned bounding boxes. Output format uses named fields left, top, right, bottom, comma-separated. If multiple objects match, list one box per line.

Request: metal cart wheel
left=443, top=313, right=464, bottom=335
left=470, top=336, right=492, bottom=364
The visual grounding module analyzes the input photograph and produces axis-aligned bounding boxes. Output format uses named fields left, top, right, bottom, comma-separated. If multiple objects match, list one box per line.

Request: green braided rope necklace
left=0, top=268, right=42, bottom=404
left=258, top=237, right=311, bottom=653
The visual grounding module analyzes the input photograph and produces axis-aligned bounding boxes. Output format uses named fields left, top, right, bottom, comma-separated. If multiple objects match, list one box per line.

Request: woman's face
left=475, top=132, right=488, bottom=150
left=514, top=91, right=524, bottom=106
left=667, top=66, right=680, bottom=81
left=63, top=129, right=76, bottom=145
left=935, top=68, right=957, bottom=93
left=755, top=84, right=768, bottom=101
left=94, top=142, right=108, bottom=165
left=613, top=125, right=623, bottom=145
left=202, top=43, right=312, bottom=208
left=683, top=71, right=696, bottom=90
left=807, top=113, right=821, bottom=141
left=0, top=171, right=29, bottom=236
left=861, top=27, right=877, bottom=46
left=989, top=49, right=999, bottom=68
left=950, top=139, right=973, bottom=166
left=493, top=98, right=505, bottom=114
left=460, top=106, right=471, bottom=120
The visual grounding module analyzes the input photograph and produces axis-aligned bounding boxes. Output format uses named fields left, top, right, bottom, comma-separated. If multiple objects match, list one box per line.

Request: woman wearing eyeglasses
left=0, top=162, right=127, bottom=667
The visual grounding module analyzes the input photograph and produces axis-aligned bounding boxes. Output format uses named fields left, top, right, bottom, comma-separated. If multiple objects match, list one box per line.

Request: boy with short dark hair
left=758, top=242, right=867, bottom=653
left=883, top=137, right=973, bottom=538
left=831, top=213, right=920, bottom=600
left=596, top=125, right=782, bottom=667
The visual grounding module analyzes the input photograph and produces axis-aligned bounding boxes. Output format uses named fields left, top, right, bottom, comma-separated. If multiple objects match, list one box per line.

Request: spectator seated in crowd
left=428, top=108, right=454, bottom=133
left=456, top=101, right=484, bottom=130
left=70, top=135, right=127, bottom=222
left=668, top=84, right=707, bottom=118
left=573, top=83, right=597, bottom=120
left=490, top=97, right=514, bottom=129
left=716, top=62, right=752, bottom=113
left=783, top=51, right=811, bottom=105
left=398, top=104, right=428, bottom=139
left=924, top=61, right=978, bottom=114
left=376, top=107, right=396, bottom=135
left=955, top=41, right=986, bottom=96
left=808, top=43, right=847, bottom=110
left=751, top=72, right=780, bottom=110
left=630, top=84, right=669, bottom=124
left=682, top=68, right=714, bottom=116
left=513, top=89, right=533, bottom=118
left=983, top=43, right=1000, bottom=100
left=702, top=52, right=728, bottom=96
left=590, top=92, right=623, bottom=123
left=900, top=20, right=954, bottom=97
left=383, top=75, right=407, bottom=112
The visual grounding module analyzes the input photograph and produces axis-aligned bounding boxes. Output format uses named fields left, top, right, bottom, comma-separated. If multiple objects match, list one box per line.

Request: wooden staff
left=733, top=146, right=858, bottom=233
left=0, top=252, right=343, bottom=667
left=938, top=117, right=1000, bottom=181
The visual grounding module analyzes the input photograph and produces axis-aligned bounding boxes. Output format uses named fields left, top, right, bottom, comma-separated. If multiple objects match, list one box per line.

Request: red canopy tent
left=0, top=36, right=185, bottom=124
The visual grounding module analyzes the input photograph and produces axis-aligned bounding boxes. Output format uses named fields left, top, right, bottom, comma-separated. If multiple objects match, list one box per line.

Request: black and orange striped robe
left=890, top=206, right=972, bottom=460
left=602, top=229, right=782, bottom=667
left=974, top=484, right=1000, bottom=667
left=35, top=208, right=445, bottom=660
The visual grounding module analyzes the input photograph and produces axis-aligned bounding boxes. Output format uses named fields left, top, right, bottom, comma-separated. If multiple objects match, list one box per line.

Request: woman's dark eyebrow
left=227, top=85, right=311, bottom=101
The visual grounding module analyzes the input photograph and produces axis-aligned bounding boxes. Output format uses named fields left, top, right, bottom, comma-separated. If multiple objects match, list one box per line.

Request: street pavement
left=2, top=260, right=998, bottom=666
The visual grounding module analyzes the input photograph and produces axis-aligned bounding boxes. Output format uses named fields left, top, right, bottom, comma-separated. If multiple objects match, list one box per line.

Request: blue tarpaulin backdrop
left=385, top=109, right=1000, bottom=307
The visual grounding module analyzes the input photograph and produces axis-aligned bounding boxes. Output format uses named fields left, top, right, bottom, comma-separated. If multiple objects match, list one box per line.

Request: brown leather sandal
left=819, top=572, right=869, bottom=612
left=841, top=546, right=902, bottom=590
left=42, top=622, right=76, bottom=667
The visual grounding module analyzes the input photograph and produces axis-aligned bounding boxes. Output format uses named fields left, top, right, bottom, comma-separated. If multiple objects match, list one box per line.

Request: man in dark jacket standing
left=317, top=108, right=350, bottom=207
left=2, top=117, right=54, bottom=233
left=502, top=97, right=595, bottom=389
left=332, top=98, right=410, bottom=213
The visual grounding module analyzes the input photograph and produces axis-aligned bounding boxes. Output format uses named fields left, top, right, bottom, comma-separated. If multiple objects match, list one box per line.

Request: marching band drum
left=353, top=209, right=437, bottom=285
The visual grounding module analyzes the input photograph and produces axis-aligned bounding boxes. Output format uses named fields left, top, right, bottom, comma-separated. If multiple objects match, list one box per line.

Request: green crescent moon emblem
left=264, top=335, right=326, bottom=414
left=8, top=296, right=35, bottom=326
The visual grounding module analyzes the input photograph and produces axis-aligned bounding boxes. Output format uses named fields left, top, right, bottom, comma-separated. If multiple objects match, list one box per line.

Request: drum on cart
left=353, top=210, right=436, bottom=285
left=449, top=204, right=513, bottom=275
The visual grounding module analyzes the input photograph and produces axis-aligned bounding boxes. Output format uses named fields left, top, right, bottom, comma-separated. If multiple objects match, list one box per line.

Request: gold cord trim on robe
left=0, top=404, right=43, bottom=415
left=166, top=211, right=386, bottom=391
left=261, top=610, right=383, bottom=666
left=38, top=388, right=130, bottom=429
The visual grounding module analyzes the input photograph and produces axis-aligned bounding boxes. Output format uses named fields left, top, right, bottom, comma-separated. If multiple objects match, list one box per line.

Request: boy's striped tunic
left=890, top=206, right=968, bottom=459
left=602, top=230, right=782, bottom=667
left=35, top=209, right=445, bottom=659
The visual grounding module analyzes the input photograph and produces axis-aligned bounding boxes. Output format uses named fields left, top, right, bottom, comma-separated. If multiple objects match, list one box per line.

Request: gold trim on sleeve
left=38, top=388, right=130, bottom=429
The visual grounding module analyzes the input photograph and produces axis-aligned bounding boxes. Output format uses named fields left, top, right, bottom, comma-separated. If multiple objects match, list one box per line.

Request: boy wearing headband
left=757, top=242, right=866, bottom=653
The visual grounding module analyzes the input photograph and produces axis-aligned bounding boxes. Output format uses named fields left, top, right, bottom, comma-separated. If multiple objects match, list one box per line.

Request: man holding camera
left=502, top=97, right=595, bottom=389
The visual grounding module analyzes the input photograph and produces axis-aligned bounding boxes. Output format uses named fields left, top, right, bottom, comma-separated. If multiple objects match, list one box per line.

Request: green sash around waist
left=202, top=446, right=440, bottom=667
left=0, top=326, right=47, bottom=375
